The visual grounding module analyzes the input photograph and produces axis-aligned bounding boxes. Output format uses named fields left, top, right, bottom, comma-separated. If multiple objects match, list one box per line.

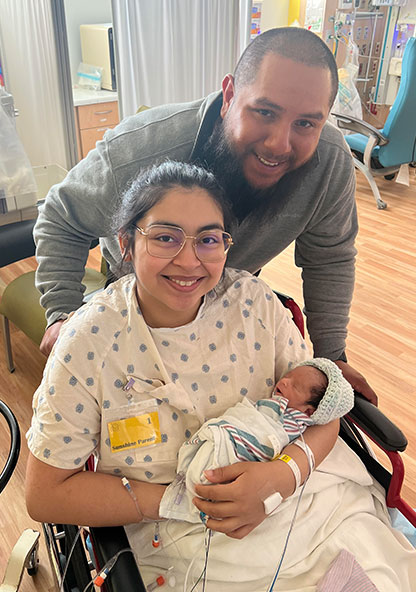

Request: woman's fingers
left=193, top=497, right=236, bottom=519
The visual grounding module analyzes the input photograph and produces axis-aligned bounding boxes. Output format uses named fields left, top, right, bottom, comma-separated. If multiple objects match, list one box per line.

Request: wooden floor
left=0, top=169, right=415, bottom=591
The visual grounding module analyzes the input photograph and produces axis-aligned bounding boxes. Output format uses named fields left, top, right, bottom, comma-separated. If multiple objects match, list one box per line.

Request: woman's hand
left=192, top=461, right=292, bottom=539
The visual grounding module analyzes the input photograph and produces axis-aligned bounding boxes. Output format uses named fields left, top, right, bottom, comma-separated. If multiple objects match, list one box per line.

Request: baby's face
left=274, top=366, right=327, bottom=415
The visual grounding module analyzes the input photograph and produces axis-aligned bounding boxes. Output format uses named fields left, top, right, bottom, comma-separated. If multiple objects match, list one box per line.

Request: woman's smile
left=129, top=186, right=227, bottom=328
left=163, top=274, right=205, bottom=290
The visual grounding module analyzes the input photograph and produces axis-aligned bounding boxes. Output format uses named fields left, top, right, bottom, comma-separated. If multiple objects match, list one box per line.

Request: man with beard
left=33, top=27, right=376, bottom=403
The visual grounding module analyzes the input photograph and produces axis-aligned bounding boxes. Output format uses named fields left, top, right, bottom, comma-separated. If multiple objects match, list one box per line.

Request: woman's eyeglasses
left=134, top=224, right=233, bottom=262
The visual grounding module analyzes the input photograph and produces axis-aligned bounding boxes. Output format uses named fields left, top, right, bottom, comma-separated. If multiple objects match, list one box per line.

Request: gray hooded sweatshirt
left=34, top=91, right=357, bottom=361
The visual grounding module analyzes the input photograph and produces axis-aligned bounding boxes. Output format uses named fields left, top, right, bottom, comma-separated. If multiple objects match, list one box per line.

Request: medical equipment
left=37, top=292, right=416, bottom=591
left=122, top=476, right=144, bottom=521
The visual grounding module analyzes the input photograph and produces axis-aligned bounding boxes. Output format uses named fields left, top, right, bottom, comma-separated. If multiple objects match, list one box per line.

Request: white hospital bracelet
left=273, top=453, right=301, bottom=490
left=293, top=440, right=315, bottom=470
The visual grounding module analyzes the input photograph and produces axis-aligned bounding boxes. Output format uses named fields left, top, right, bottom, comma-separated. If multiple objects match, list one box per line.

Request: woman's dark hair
left=112, top=160, right=234, bottom=267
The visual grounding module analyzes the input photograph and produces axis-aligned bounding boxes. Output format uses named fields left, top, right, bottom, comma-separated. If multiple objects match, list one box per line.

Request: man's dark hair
left=234, top=27, right=339, bottom=108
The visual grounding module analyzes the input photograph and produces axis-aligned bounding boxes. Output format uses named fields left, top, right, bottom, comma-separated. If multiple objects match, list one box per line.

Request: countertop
left=72, top=87, right=118, bottom=107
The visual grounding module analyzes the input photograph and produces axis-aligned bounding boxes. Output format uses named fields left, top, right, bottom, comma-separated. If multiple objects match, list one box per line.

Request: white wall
left=260, top=0, right=289, bottom=32
left=64, top=0, right=112, bottom=84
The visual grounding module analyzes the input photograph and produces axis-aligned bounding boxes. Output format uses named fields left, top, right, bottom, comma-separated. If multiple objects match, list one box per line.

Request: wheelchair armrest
left=331, top=112, right=389, bottom=146
left=89, top=526, right=146, bottom=592
left=347, top=393, right=407, bottom=452
left=0, top=219, right=36, bottom=267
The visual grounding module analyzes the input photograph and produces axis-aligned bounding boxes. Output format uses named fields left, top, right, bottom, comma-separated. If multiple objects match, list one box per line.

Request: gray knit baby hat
left=295, top=358, right=355, bottom=424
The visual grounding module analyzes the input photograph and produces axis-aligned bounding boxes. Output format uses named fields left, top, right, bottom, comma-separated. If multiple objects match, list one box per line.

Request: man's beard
left=198, top=119, right=301, bottom=223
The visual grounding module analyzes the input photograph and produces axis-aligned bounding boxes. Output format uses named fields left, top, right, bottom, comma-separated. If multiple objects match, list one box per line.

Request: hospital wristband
left=292, top=440, right=315, bottom=470
left=273, top=453, right=301, bottom=490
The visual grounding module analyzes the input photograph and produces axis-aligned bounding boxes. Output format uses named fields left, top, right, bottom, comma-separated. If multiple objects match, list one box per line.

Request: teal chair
left=0, top=219, right=107, bottom=373
left=333, top=37, right=416, bottom=209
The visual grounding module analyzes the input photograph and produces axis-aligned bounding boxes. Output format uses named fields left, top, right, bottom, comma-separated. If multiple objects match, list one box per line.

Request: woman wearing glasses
left=25, top=162, right=413, bottom=591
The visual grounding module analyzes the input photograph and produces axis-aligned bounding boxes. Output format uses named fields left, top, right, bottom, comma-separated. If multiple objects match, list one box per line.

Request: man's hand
left=335, top=360, right=378, bottom=406
left=39, top=320, right=65, bottom=357
left=193, top=462, right=285, bottom=539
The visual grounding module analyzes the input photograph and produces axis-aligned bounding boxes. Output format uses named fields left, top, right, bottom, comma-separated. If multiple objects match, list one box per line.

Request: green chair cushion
left=0, top=269, right=107, bottom=346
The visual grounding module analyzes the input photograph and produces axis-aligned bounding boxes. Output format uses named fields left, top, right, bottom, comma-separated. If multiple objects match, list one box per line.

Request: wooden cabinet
left=74, top=101, right=119, bottom=160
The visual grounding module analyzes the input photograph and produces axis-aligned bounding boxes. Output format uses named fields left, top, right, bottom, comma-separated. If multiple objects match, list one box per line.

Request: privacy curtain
left=0, top=0, right=68, bottom=169
left=112, top=0, right=252, bottom=118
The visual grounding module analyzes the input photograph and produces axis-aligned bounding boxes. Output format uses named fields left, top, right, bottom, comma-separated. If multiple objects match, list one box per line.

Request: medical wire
left=81, top=547, right=137, bottom=592
left=58, top=526, right=82, bottom=592
left=266, top=431, right=314, bottom=592
left=165, top=517, right=191, bottom=570
left=190, top=528, right=212, bottom=592
left=183, top=528, right=212, bottom=592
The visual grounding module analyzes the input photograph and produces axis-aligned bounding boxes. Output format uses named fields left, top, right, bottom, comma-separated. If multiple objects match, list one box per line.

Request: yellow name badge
left=108, top=411, right=161, bottom=453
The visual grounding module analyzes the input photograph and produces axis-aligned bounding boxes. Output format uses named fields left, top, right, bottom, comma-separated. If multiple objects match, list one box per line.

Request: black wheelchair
left=40, top=295, right=416, bottom=592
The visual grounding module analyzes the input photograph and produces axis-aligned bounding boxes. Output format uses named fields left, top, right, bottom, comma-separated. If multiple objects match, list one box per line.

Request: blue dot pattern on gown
left=27, top=270, right=309, bottom=486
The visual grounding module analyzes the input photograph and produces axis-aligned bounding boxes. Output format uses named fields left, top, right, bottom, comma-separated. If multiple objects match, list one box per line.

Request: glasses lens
left=195, top=230, right=231, bottom=262
left=146, top=225, right=184, bottom=257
